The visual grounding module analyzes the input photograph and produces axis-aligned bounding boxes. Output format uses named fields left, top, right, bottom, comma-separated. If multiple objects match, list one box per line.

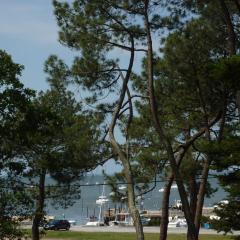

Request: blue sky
left=0, top=0, right=123, bottom=174
left=0, top=0, right=143, bottom=90
left=0, top=0, right=74, bottom=91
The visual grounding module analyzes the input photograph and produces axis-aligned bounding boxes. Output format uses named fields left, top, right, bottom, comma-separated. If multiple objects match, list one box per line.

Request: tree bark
left=193, top=123, right=211, bottom=236
left=187, top=175, right=198, bottom=240
left=184, top=132, right=198, bottom=240
left=237, top=92, right=240, bottom=118
left=124, top=158, right=144, bottom=240
left=159, top=176, right=173, bottom=240
left=219, top=0, right=236, bottom=55
left=143, top=2, right=197, bottom=238
left=108, top=35, right=144, bottom=240
left=194, top=158, right=210, bottom=236
left=109, top=137, right=144, bottom=240
left=32, top=169, right=46, bottom=240
left=218, top=0, right=240, bottom=116
left=159, top=147, right=186, bottom=240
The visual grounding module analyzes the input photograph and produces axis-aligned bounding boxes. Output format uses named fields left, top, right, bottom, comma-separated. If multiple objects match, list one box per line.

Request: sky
left=0, top=0, right=76, bottom=91
left=0, top=0, right=122, bottom=175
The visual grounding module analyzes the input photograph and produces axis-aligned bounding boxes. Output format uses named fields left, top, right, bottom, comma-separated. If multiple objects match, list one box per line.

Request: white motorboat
left=118, top=185, right=127, bottom=190
left=168, top=216, right=187, bottom=228
left=68, top=219, right=77, bottom=226
left=159, top=188, right=164, bottom=192
left=86, top=220, right=104, bottom=226
left=109, top=212, right=150, bottom=227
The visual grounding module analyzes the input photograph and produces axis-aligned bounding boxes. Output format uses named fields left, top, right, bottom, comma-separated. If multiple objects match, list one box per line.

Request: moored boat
left=85, top=183, right=109, bottom=226
left=168, top=216, right=187, bottom=228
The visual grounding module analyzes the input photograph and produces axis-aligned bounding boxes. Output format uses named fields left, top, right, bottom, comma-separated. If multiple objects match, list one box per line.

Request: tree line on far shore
left=1, top=1, right=240, bottom=240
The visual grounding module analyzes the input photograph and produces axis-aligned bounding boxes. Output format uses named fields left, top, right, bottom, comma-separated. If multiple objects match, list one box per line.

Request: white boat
left=171, top=184, right=178, bottom=189
left=96, top=196, right=109, bottom=205
left=109, top=212, right=150, bottom=227
left=159, top=184, right=177, bottom=192
left=168, top=216, right=187, bottom=228
left=85, top=183, right=109, bottom=226
left=118, top=185, right=127, bottom=190
left=159, top=188, right=164, bottom=192
left=68, top=220, right=77, bottom=226
left=86, top=220, right=104, bottom=226
left=109, top=212, right=133, bottom=226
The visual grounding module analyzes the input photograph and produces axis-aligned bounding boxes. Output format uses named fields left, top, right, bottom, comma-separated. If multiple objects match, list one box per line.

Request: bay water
left=46, top=174, right=226, bottom=225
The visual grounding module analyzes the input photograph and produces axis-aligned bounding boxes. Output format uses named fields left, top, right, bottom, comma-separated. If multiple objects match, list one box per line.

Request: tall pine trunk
left=159, top=177, right=173, bottom=240
left=194, top=159, right=209, bottom=236
left=144, top=2, right=197, bottom=238
left=218, top=0, right=239, bottom=114
left=187, top=176, right=198, bottom=240
left=32, top=170, right=46, bottom=240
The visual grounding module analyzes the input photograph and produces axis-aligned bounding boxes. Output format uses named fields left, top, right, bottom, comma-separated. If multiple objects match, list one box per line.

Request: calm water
left=46, top=174, right=226, bottom=225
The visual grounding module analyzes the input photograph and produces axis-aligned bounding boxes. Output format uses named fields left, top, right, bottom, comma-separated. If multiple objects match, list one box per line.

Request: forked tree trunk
left=32, top=170, right=46, bottom=240
left=170, top=155, right=197, bottom=240
left=108, top=43, right=144, bottom=239
left=194, top=111, right=226, bottom=236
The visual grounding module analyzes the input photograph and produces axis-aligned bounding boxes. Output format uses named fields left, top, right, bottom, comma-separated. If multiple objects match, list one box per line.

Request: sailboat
left=86, top=183, right=109, bottom=226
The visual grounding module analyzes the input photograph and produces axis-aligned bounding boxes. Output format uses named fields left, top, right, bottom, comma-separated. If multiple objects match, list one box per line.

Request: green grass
left=42, top=231, right=232, bottom=240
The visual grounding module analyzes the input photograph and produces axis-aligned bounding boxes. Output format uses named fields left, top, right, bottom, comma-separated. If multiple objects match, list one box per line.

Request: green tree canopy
left=0, top=50, right=35, bottom=239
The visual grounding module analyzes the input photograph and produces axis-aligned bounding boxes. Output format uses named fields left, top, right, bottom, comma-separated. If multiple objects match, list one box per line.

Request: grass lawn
left=42, top=231, right=232, bottom=240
